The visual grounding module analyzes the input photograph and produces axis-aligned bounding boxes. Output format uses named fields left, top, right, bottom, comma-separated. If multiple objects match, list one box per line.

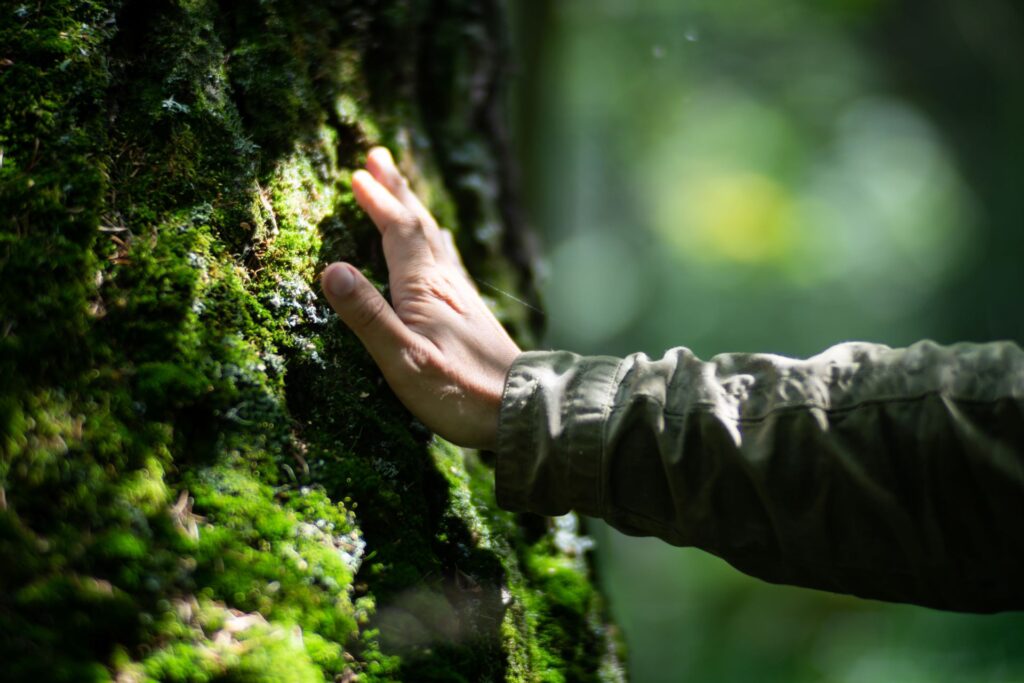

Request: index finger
left=352, top=169, right=435, bottom=276
left=366, top=147, right=437, bottom=231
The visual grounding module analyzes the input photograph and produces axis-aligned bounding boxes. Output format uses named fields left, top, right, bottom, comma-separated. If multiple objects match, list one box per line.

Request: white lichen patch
left=552, top=513, right=595, bottom=562
left=264, top=275, right=327, bottom=329
left=297, top=520, right=367, bottom=575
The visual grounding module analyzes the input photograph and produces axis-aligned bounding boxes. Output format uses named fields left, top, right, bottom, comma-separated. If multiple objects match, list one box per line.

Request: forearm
left=495, top=340, right=1024, bottom=612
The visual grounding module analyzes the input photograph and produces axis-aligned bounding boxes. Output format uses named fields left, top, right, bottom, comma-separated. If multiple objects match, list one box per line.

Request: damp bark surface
left=0, top=2, right=624, bottom=681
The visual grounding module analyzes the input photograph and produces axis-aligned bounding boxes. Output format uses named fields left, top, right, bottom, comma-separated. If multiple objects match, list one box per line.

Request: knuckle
left=422, top=269, right=452, bottom=290
left=391, top=169, right=409, bottom=188
left=407, top=271, right=458, bottom=304
left=400, top=342, right=443, bottom=374
left=389, top=211, right=420, bottom=235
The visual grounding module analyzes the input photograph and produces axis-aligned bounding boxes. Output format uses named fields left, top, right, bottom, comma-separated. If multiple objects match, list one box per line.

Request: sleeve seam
left=614, top=390, right=1021, bottom=423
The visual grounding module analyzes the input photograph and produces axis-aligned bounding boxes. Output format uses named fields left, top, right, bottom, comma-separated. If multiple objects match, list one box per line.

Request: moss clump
left=1, top=1, right=623, bottom=681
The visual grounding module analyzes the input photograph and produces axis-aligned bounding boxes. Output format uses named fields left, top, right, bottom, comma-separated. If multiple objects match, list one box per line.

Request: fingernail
left=324, top=263, right=354, bottom=297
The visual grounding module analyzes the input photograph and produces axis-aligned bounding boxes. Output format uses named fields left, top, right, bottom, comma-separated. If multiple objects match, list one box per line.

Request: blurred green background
left=509, top=0, right=1024, bottom=681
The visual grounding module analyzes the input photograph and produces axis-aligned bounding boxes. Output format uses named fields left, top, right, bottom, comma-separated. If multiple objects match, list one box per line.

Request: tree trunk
left=0, top=1, right=623, bottom=680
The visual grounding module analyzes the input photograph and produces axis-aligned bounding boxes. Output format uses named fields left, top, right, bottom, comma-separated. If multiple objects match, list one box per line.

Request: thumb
left=321, top=262, right=411, bottom=365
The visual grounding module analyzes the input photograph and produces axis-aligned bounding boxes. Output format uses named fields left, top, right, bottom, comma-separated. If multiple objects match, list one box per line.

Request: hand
left=321, top=147, right=521, bottom=450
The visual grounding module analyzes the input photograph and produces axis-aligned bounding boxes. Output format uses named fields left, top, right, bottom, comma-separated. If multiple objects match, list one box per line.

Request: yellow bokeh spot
left=658, top=171, right=797, bottom=265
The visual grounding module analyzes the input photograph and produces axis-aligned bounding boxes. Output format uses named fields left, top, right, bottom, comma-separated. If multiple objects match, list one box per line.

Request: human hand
left=321, top=148, right=521, bottom=450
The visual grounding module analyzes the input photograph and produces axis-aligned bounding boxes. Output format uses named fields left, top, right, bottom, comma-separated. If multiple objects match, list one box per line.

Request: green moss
left=1, top=0, right=622, bottom=681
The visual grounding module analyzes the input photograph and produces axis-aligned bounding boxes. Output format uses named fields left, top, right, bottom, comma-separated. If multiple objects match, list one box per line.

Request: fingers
left=353, top=146, right=474, bottom=290
left=321, top=262, right=417, bottom=369
left=351, top=168, right=415, bottom=236
left=351, top=170, right=434, bottom=274
left=366, top=148, right=435, bottom=228
left=365, top=147, right=449, bottom=262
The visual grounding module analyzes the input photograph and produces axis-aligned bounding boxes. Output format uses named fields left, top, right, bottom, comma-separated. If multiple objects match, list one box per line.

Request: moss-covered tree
left=0, top=1, right=624, bottom=680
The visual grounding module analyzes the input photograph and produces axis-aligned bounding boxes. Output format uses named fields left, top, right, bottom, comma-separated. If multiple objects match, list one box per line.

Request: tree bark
left=0, top=1, right=623, bottom=680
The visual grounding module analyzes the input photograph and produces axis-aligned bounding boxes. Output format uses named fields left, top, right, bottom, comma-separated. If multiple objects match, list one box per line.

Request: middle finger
left=365, top=148, right=448, bottom=261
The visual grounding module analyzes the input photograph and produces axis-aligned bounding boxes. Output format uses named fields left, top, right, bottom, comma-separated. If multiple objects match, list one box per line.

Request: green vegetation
left=0, top=1, right=622, bottom=681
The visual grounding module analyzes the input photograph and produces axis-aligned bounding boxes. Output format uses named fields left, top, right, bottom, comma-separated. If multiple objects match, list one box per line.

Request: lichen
left=1, top=1, right=623, bottom=681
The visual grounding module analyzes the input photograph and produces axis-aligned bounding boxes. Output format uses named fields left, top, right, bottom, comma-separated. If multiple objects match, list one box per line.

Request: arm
left=496, top=343, right=1024, bottom=612
left=322, top=147, right=1024, bottom=612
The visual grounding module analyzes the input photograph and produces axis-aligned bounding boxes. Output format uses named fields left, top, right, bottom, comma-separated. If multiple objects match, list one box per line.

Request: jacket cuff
left=495, top=350, right=622, bottom=518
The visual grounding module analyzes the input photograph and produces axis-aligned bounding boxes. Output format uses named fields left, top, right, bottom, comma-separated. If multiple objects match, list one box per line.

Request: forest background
left=510, top=1, right=1024, bottom=682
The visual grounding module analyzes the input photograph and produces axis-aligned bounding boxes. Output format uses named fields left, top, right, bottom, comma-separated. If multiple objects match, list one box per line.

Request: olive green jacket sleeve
left=495, top=340, right=1024, bottom=612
